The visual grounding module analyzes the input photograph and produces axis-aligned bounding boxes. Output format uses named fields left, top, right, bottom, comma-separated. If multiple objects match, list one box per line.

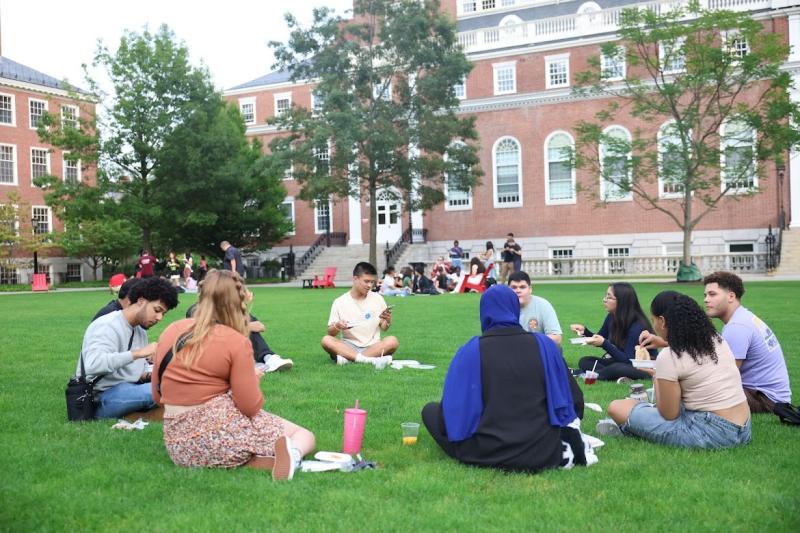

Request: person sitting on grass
left=412, top=264, right=439, bottom=295
left=76, top=276, right=178, bottom=419
left=380, top=266, right=409, bottom=297
left=152, top=269, right=314, bottom=481
left=422, top=285, right=588, bottom=473
left=92, top=278, right=143, bottom=322
left=321, top=262, right=397, bottom=367
left=599, top=292, right=751, bottom=449
left=508, top=271, right=562, bottom=346
left=570, top=282, right=656, bottom=383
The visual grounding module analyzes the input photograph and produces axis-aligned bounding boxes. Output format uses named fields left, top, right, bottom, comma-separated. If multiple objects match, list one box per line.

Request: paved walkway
left=2, top=273, right=799, bottom=296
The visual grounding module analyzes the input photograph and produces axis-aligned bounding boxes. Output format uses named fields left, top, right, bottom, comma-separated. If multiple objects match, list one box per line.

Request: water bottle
left=629, top=384, right=648, bottom=403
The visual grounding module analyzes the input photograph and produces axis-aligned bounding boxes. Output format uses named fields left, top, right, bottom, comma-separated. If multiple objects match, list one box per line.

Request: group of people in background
left=136, top=249, right=209, bottom=291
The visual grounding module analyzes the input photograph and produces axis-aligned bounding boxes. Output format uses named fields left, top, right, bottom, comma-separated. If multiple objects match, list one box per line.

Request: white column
left=407, top=142, right=424, bottom=241
left=347, top=194, right=363, bottom=244
left=789, top=13, right=800, bottom=62
left=790, top=68, right=800, bottom=228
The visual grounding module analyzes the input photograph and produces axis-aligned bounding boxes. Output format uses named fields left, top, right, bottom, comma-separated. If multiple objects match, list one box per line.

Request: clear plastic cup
left=646, top=387, right=655, bottom=403
left=401, top=422, right=420, bottom=446
left=583, top=370, right=599, bottom=385
left=342, top=408, right=367, bottom=454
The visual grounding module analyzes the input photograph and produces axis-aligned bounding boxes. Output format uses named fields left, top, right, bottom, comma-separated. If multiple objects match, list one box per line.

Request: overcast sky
left=0, top=0, right=353, bottom=91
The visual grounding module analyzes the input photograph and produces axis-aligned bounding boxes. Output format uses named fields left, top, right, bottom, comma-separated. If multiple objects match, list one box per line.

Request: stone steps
left=776, top=229, right=800, bottom=275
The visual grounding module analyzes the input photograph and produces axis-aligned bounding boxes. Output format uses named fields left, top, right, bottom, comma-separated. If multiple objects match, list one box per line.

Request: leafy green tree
left=269, top=0, right=481, bottom=265
left=0, top=194, right=24, bottom=268
left=571, top=2, right=800, bottom=280
left=57, top=219, right=140, bottom=280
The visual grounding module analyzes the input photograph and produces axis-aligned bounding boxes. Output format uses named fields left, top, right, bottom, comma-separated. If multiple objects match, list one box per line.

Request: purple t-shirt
left=722, top=306, right=791, bottom=403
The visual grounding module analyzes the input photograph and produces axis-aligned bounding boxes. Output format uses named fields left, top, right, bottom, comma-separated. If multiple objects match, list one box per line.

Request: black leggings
left=422, top=402, right=458, bottom=459
left=578, top=356, right=651, bottom=381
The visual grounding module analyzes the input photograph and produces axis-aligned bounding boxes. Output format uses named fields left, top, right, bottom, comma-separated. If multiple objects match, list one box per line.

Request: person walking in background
left=221, top=241, right=245, bottom=277
left=137, top=249, right=158, bottom=278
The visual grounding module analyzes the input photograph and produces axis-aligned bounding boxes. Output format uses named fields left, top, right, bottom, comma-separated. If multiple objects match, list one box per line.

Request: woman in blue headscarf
left=421, top=285, right=586, bottom=472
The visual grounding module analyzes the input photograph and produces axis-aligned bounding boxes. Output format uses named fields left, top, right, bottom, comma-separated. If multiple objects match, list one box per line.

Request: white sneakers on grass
left=595, top=418, right=623, bottom=437
left=264, top=354, right=294, bottom=372
left=335, top=354, right=393, bottom=369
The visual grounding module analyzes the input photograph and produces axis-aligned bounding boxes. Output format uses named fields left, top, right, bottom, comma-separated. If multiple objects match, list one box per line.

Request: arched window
left=599, top=126, right=632, bottom=201
left=658, top=121, right=686, bottom=197
left=493, top=137, right=522, bottom=206
left=721, top=120, right=757, bottom=192
left=544, top=131, right=575, bottom=204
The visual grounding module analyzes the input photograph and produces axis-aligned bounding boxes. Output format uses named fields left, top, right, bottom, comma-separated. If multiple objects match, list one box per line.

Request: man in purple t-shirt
left=704, top=271, right=792, bottom=414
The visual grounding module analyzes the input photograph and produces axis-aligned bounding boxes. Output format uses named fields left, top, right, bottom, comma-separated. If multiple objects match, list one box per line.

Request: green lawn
left=1, top=283, right=798, bottom=531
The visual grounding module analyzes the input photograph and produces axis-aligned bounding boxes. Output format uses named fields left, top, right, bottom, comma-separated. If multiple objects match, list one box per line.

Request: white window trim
left=659, top=37, right=686, bottom=75
left=238, top=97, right=256, bottom=125
left=62, top=152, right=81, bottom=183
left=28, top=98, right=48, bottom=130
left=310, top=91, right=323, bottom=116
left=31, top=205, right=53, bottom=234
left=453, top=78, right=467, bottom=100
left=0, top=143, right=19, bottom=186
left=720, top=120, right=758, bottom=195
left=544, top=130, right=576, bottom=205
left=492, top=135, right=523, bottom=208
left=30, top=147, right=51, bottom=184
left=273, top=92, right=292, bottom=117
left=545, top=53, right=570, bottom=89
left=0, top=92, right=16, bottom=127
left=600, top=47, right=626, bottom=81
left=657, top=121, right=686, bottom=199
left=599, top=125, right=633, bottom=202
left=283, top=162, right=294, bottom=181
left=444, top=182, right=473, bottom=211
left=372, top=80, right=392, bottom=101
left=60, top=104, right=78, bottom=129
left=492, top=61, right=517, bottom=96
left=282, top=197, right=296, bottom=236
left=722, top=30, right=750, bottom=58
left=313, top=199, right=333, bottom=234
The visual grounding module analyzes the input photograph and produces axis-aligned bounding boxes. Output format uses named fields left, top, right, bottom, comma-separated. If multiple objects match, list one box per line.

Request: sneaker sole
left=272, top=436, right=293, bottom=481
left=267, top=361, right=294, bottom=372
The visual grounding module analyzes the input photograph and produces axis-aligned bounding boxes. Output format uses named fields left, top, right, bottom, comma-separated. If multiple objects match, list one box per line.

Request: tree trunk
left=92, top=258, right=100, bottom=280
left=682, top=188, right=693, bottom=266
left=369, top=177, right=378, bottom=267
left=142, top=227, right=151, bottom=254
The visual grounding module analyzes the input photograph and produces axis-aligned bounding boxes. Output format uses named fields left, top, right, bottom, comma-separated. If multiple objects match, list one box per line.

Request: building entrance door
left=376, top=200, right=402, bottom=246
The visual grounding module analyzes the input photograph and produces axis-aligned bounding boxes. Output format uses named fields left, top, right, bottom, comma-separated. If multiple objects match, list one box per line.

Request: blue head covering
left=480, top=285, right=521, bottom=332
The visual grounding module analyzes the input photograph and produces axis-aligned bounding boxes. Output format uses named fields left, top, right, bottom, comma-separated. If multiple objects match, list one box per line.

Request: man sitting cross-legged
left=508, top=270, right=563, bottom=346
left=76, top=277, right=178, bottom=419
left=321, top=262, right=398, bottom=367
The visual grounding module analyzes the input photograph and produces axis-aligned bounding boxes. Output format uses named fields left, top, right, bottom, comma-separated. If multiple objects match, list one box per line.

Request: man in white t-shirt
left=508, top=271, right=563, bottom=346
left=321, top=262, right=399, bottom=367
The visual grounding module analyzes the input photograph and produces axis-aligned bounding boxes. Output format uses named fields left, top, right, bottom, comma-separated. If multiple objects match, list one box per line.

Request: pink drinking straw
left=354, top=399, right=359, bottom=409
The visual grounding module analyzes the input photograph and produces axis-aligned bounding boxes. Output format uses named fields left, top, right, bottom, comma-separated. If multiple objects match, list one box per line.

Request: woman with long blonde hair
left=152, top=269, right=315, bottom=480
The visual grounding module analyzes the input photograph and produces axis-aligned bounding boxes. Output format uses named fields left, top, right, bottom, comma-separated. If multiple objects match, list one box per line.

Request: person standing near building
left=448, top=240, right=464, bottom=274
left=500, top=233, right=521, bottom=283
left=221, top=241, right=245, bottom=277
left=137, top=250, right=158, bottom=278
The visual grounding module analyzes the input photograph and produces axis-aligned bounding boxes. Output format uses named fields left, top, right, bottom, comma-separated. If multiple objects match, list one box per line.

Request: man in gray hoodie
left=76, top=277, right=178, bottom=419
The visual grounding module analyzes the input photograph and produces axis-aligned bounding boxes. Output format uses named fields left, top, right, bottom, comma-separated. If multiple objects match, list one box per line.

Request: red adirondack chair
left=313, top=267, right=337, bottom=288
left=31, top=273, right=49, bottom=292
left=459, top=262, right=493, bottom=293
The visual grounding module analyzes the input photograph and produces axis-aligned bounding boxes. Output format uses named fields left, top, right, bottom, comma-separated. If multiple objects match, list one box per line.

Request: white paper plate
left=570, top=337, right=589, bottom=345
left=630, top=359, right=656, bottom=369
left=390, top=360, right=420, bottom=367
left=314, top=451, right=352, bottom=463
left=407, top=364, right=436, bottom=370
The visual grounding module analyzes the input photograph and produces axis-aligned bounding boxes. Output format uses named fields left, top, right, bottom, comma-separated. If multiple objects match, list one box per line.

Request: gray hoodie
left=76, top=310, right=148, bottom=392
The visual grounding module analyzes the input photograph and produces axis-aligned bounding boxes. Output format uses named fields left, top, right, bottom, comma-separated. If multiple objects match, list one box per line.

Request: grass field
left=1, top=282, right=798, bottom=531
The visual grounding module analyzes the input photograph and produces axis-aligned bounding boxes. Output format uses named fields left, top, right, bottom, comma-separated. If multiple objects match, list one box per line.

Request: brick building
left=223, top=0, right=800, bottom=276
left=0, top=57, right=96, bottom=284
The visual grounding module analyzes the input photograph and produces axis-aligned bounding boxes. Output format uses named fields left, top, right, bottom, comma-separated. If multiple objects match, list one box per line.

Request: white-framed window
left=482, top=0, right=496, bottom=9
left=239, top=97, right=256, bottom=125
left=61, top=105, right=78, bottom=130
left=29, top=99, right=47, bottom=129
left=601, top=46, right=625, bottom=80
left=66, top=263, right=83, bottom=282
left=311, top=90, right=324, bottom=116
left=721, top=120, right=757, bottom=193
left=280, top=197, right=296, bottom=235
left=0, top=265, right=18, bottom=285
left=493, top=136, right=522, bottom=207
left=493, top=61, right=516, bottom=95
left=314, top=143, right=330, bottom=176
left=377, top=203, right=400, bottom=225
left=30, top=148, right=50, bottom=182
left=283, top=162, right=294, bottom=181
left=545, top=54, right=570, bottom=89
left=599, top=126, right=632, bottom=201
left=314, top=199, right=332, bottom=234
left=606, top=246, right=630, bottom=274
left=0, top=144, right=18, bottom=185
left=551, top=248, right=574, bottom=276
left=0, top=93, right=15, bottom=126
left=658, top=121, right=686, bottom=198
left=501, top=0, right=515, bottom=5
left=453, top=78, right=466, bottom=100
left=728, top=242, right=755, bottom=271
left=461, top=1, right=477, bottom=13
left=372, top=80, right=392, bottom=101
left=723, top=31, right=750, bottom=59
left=32, top=206, right=52, bottom=234
left=544, top=131, right=575, bottom=204
left=274, top=92, right=292, bottom=116
left=35, top=263, right=51, bottom=283
left=660, top=37, right=686, bottom=74
left=445, top=142, right=472, bottom=211
left=63, top=153, right=81, bottom=184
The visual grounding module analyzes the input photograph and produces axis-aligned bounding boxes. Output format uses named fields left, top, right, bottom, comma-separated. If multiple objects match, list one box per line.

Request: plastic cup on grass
left=401, top=422, right=420, bottom=446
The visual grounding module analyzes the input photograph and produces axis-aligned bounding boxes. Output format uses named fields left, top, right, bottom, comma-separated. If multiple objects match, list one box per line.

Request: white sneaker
left=372, top=355, right=393, bottom=370
left=595, top=418, right=623, bottom=437
left=335, top=355, right=350, bottom=365
left=265, top=354, right=294, bottom=372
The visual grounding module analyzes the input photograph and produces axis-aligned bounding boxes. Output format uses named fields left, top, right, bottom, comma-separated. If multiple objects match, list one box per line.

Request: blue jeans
left=95, top=382, right=156, bottom=419
left=621, top=402, right=751, bottom=449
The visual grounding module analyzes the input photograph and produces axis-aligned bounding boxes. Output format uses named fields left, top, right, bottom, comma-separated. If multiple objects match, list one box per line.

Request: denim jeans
left=621, top=402, right=752, bottom=449
left=95, top=382, right=156, bottom=419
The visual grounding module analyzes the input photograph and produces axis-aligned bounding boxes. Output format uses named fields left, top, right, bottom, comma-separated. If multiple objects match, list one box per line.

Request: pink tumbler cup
left=342, top=407, right=367, bottom=454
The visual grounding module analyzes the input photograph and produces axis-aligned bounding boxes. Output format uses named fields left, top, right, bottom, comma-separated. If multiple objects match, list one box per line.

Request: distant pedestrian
left=500, top=233, right=521, bottom=283
left=220, top=241, right=245, bottom=277
left=137, top=249, right=158, bottom=278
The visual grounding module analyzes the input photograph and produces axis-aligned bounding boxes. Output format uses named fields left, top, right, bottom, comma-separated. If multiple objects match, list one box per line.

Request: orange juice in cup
left=401, top=422, right=420, bottom=445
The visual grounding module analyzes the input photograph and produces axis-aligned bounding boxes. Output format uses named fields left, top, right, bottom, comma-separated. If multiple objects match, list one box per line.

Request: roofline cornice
left=223, top=78, right=318, bottom=96
left=0, top=77, right=96, bottom=102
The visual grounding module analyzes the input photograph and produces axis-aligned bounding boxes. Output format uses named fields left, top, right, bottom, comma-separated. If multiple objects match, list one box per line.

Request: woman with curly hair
left=570, top=282, right=656, bottom=382
left=600, top=291, right=751, bottom=449
left=152, top=269, right=315, bottom=480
